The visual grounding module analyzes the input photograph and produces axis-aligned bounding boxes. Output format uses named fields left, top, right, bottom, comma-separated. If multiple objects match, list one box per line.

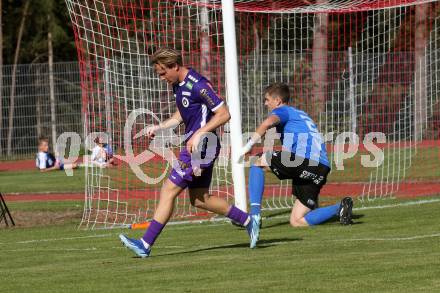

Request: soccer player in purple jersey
left=119, top=48, right=260, bottom=257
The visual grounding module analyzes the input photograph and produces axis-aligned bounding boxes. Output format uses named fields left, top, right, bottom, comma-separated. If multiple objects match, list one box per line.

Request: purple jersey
left=168, top=68, right=224, bottom=189
left=172, top=68, right=224, bottom=142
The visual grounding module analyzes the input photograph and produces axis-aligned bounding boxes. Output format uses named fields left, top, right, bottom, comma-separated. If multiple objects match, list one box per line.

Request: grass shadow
left=263, top=221, right=290, bottom=229
left=153, top=237, right=302, bottom=257
left=324, top=213, right=365, bottom=225
left=264, top=209, right=291, bottom=218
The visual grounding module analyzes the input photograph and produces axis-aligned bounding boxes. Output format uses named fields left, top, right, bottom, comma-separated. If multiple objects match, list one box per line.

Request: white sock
left=141, top=238, right=151, bottom=250
left=243, top=216, right=251, bottom=226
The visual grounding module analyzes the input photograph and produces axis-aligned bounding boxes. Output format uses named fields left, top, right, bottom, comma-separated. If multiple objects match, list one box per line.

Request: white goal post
left=221, top=0, right=247, bottom=211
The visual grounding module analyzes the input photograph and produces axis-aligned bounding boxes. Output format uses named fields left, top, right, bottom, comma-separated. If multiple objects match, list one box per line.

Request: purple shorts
left=168, top=141, right=219, bottom=189
left=169, top=163, right=215, bottom=189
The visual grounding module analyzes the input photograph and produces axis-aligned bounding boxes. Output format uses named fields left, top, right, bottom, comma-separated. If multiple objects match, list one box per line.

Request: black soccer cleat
left=338, top=197, right=353, bottom=225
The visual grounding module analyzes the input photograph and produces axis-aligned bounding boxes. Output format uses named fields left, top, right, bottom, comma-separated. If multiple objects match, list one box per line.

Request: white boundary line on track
left=1, top=198, right=439, bottom=246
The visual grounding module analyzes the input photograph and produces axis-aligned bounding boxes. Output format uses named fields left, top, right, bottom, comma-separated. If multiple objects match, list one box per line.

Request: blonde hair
left=38, top=137, right=49, bottom=145
left=152, top=47, right=183, bottom=68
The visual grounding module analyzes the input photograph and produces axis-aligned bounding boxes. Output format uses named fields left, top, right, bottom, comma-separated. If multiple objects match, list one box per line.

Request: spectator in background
left=36, top=137, right=78, bottom=172
left=91, top=136, right=116, bottom=167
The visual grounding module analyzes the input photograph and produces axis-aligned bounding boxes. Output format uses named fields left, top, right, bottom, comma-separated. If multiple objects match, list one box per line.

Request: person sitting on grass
left=91, top=136, right=116, bottom=167
left=36, top=137, right=78, bottom=172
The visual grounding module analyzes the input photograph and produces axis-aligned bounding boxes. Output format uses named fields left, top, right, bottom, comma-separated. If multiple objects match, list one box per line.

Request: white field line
left=2, top=247, right=98, bottom=252
left=336, top=233, right=440, bottom=242
left=16, top=233, right=115, bottom=244
left=2, top=233, right=115, bottom=245
left=118, top=232, right=440, bottom=254
left=353, top=198, right=440, bottom=211
left=4, top=232, right=440, bottom=254
left=262, top=198, right=440, bottom=221
left=1, top=198, right=438, bottom=246
left=2, top=245, right=186, bottom=253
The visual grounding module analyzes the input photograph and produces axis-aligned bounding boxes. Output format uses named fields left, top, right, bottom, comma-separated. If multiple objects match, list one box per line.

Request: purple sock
left=142, top=220, right=165, bottom=246
left=227, top=205, right=250, bottom=226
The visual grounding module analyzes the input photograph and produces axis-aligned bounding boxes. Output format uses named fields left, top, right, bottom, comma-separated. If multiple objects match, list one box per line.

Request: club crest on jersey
left=182, top=97, right=189, bottom=108
left=185, top=82, right=193, bottom=90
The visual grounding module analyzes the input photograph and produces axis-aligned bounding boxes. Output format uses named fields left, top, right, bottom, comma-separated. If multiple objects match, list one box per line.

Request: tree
left=6, top=0, right=30, bottom=156
left=48, top=14, right=57, bottom=149
left=311, top=0, right=328, bottom=121
left=414, top=4, right=429, bottom=141
left=2, top=0, right=76, bottom=65
left=1, top=0, right=77, bottom=156
left=0, top=0, right=3, bottom=154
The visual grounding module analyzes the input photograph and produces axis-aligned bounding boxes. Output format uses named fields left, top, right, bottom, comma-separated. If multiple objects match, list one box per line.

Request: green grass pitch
left=1, top=197, right=440, bottom=292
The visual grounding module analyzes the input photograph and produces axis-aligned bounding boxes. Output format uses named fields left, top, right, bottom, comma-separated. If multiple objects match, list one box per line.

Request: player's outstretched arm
left=160, top=110, right=183, bottom=129
left=254, top=115, right=280, bottom=140
left=146, top=110, right=183, bottom=138
left=241, top=114, right=280, bottom=156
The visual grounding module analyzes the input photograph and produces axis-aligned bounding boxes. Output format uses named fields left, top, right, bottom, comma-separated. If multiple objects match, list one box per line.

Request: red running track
left=1, top=139, right=438, bottom=172
left=4, top=182, right=440, bottom=202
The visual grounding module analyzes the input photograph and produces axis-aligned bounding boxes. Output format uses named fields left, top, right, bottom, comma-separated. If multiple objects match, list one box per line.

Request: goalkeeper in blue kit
left=240, top=83, right=353, bottom=227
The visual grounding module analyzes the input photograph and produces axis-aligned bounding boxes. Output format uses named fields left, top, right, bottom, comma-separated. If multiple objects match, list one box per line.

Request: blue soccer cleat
left=246, top=214, right=261, bottom=249
left=119, top=234, right=151, bottom=258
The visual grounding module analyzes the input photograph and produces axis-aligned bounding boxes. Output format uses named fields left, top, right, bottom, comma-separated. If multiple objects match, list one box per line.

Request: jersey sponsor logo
left=313, top=175, right=324, bottom=185
left=185, top=82, right=193, bottom=90
left=300, top=170, right=317, bottom=180
left=188, top=74, right=199, bottom=83
left=182, top=97, right=189, bottom=108
left=299, top=170, right=323, bottom=185
left=182, top=91, right=191, bottom=96
left=200, top=88, right=215, bottom=107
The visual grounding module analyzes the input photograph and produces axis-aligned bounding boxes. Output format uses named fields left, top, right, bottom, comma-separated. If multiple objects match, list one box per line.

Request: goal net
left=65, top=0, right=440, bottom=228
